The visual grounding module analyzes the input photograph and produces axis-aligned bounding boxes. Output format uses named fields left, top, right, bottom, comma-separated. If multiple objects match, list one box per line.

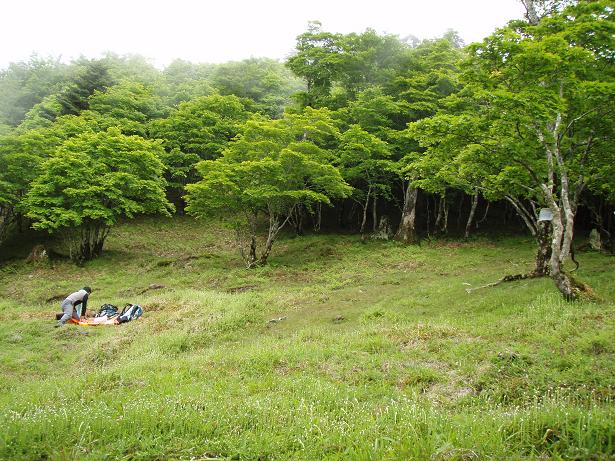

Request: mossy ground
left=0, top=217, right=613, bottom=460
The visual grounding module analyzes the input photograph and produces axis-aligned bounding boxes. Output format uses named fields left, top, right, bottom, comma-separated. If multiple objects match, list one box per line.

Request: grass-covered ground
left=0, top=217, right=613, bottom=460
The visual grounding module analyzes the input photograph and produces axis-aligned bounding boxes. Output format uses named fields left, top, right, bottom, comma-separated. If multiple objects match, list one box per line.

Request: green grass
left=0, top=216, right=613, bottom=460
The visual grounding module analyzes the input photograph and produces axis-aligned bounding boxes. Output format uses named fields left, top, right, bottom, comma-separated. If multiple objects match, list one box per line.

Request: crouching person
left=56, top=287, right=92, bottom=327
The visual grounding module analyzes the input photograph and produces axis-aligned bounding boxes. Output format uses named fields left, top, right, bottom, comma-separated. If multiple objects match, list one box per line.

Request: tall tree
left=392, top=36, right=464, bottom=242
left=211, top=58, right=304, bottom=118
left=287, top=23, right=407, bottom=109
left=0, top=55, right=71, bottom=127
left=185, top=109, right=351, bottom=267
left=0, top=125, right=69, bottom=245
left=148, top=94, right=250, bottom=203
left=23, top=128, right=172, bottom=262
left=89, top=81, right=167, bottom=136
left=161, top=59, right=215, bottom=105
left=410, top=1, right=614, bottom=299
left=286, top=22, right=348, bottom=108
left=56, top=60, right=114, bottom=117
left=337, top=124, right=397, bottom=236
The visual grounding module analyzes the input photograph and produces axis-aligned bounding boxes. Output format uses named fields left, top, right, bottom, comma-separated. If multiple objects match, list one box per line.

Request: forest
left=0, top=1, right=613, bottom=300
left=0, top=1, right=614, bottom=460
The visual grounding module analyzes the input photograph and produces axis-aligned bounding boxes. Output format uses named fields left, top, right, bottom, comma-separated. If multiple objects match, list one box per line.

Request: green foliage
left=0, top=56, right=71, bottom=127
left=149, top=95, right=250, bottom=196
left=161, top=59, right=216, bottom=104
left=287, top=22, right=407, bottom=108
left=19, top=94, right=64, bottom=129
left=89, top=81, right=167, bottom=136
left=55, top=60, right=115, bottom=117
left=22, top=128, right=172, bottom=261
left=391, top=36, right=464, bottom=121
left=337, top=124, right=398, bottom=217
left=211, top=58, right=305, bottom=118
left=0, top=125, right=72, bottom=243
left=97, top=53, right=161, bottom=86
left=186, top=109, right=350, bottom=266
left=407, top=1, right=614, bottom=204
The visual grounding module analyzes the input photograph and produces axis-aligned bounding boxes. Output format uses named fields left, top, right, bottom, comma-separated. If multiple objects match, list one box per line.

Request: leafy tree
left=23, top=128, right=172, bottom=262
left=338, top=29, right=407, bottom=100
left=390, top=36, right=464, bottom=242
left=520, top=0, right=574, bottom=24
left=185, top=110, right=351, bottom=267
left=211, top=58, right=304, bottom=118
left=286, top=22, right=347, bottom=108
left=338, top=87, right=407, bottom=140
left=161, top=59, right=216, bottom=105
left=0, top=56, right=71, bottom=126
left=19, top=94, right=64, bottom=129
left=89, top=81, right=167, bottom=136
left=337, top=124, right=397, bottom=235
left=98, top=53, right=161, bottom=86
left=287, top=23, right=407, bottom=108
left=148, top=95, right=250, bottom=202
left=56, top=60, right=114, bottom=117
left=0, top=126, right=68, bottom=244
left=409, top=1, right=614, bottom=299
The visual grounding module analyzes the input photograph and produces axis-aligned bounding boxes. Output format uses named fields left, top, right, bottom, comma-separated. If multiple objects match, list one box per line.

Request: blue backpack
left=117, top=303, right=143, bottom=324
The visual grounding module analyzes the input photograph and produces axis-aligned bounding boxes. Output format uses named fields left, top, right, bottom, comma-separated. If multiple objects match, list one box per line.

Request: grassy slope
left=0, top=217, right=613, bottom=460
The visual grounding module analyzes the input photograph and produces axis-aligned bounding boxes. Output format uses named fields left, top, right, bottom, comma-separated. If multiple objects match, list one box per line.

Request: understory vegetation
left=0, top=217, right=613, bottom=460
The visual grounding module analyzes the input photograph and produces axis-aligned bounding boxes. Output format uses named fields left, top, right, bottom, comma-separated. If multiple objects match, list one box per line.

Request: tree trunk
left=440, top=196, right=449, bottom=234
left=237, top=212, right=259, bottom=268
left=425, top=194, right=431, bottom=236
left=255, top=207, right=295, bottom=267
left=456, top=194, right=465, bottom=231
left=338, top=200, right=346, bottom=229
left=535, top=102, right=589, bottom=300
left=257, top=214, right=278, bottom=267
left=464, top=192, right=479, bottom=239
left=521, top=0, right=540, bottom=25
left=395, top=185, right=419, bottom=244
left=0, top=207, right=13, bottom=245
left=549, top=208, right=576, bottom=299
left=359, top=187, right=371, bottom=236
left=314, top=202, right=322, bottom=232
left=533, top=221, right=551, bottom=276
left=476, top=201, right=490, bottom=229
left=292, top=205, right=305, bottom=236
left=435, top=196, right=444, bottom=231
left=372, top=195, right=377, bottom=232
left=258, top=234, right=276, bottom=266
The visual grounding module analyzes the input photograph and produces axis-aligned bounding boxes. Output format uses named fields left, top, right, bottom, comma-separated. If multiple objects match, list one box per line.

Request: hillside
left=0, top=217, right=614, bottom=460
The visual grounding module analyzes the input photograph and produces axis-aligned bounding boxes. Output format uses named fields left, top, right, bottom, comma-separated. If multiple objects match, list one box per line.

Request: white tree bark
left=395, top=184, right=419, bottom=243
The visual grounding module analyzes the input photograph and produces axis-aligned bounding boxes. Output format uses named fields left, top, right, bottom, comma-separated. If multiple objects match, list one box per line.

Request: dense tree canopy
left=186, top=109, right=351, bottom=267
left=23, top=128, right=172, bottom=262
left=407, top=0, right=614, bottom=298
left=0, top=1, right=612, bottom=301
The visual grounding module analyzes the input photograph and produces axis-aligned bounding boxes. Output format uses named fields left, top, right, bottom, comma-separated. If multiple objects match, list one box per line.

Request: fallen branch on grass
left=465, top=273, right=541, bottom=293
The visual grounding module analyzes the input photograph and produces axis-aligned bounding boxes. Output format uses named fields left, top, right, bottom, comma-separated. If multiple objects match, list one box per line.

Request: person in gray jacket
left=56, top=287, right=92, bottom=327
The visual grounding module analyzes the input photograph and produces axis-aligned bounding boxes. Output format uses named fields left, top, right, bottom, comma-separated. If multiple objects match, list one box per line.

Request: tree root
left=567, top=274, right=600, bottom=302
left=466, top=271, right=600, bottom=301
left=465, top=272, right=543, bottom=293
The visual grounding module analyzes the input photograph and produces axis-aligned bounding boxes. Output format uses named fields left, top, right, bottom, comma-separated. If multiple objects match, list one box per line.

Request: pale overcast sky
left=1, top=0, right=525, bottom=70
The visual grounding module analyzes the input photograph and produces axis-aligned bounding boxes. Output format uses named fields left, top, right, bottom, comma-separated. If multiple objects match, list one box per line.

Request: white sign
left=538, top=208, right=553, bottom=222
